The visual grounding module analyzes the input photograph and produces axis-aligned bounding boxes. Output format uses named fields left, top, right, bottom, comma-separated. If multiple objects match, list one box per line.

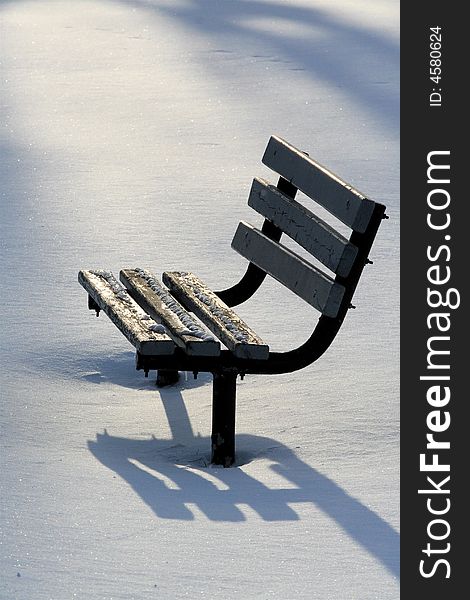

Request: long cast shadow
left=1, top=0, right=399, bottom=131
left=114, top=0, right=399, bottom=131
left=88, top=384, right=399, bottom=578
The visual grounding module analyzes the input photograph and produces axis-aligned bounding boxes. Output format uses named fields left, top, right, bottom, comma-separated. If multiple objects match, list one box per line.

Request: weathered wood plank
left=120, top=269, right=220, bottom=357
left=231, top=222, right=345, bottom=318
left=78, top=270, right=175, bottom=356
left=162, top=272, right=269, bottom=360
left=248, top=177, right=359, bottom=277
left=262, top=136, right=375, bottom=233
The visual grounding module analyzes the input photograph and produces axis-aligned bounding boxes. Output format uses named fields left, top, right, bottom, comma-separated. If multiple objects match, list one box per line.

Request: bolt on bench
left=79, top=136, right=387, bottom=466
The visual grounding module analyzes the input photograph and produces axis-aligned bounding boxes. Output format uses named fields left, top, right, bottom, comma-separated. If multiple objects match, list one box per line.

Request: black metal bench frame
left=79, top=136, right=387, bottom=467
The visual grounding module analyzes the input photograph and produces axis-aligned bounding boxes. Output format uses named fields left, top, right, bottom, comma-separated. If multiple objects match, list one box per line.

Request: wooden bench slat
left=262, top=136, right=375, bottom=233
left=120, top=269, right=221, bottom=357
left=248, top=177, right=359, bottom=277
left=231, top=222, right=345, bottom=318
left=162, top=272, right=270, bottom=360
left=78, top=270, right=175, bottom=356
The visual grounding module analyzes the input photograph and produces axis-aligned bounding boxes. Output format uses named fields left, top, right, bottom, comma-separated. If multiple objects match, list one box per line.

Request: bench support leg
left=211, top=370, right=237, bottom=467
left=156, top=370, right=179, bottom=387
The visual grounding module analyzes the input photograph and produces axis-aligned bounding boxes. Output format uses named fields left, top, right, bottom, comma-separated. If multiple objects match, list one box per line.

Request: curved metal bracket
left=217, top=200, right=386, bottom=374
left=215, top=177, right=297, bottom=307
left=215, top=219, right=282, bottom=306
left=253, top=201, right=387, bottom=374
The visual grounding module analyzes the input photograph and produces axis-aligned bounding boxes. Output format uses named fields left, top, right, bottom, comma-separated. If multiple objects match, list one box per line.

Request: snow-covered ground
left=1, top=1, right=399, bottom=598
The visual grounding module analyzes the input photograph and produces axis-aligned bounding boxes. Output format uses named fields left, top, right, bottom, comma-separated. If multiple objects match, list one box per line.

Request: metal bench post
left=211, top=369, right=237, bottom=467
left=156, top=370, right=180, bottom=387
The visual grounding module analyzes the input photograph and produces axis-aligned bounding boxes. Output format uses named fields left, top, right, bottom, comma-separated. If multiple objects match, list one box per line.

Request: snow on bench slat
left=262, top=136, right=375, bottom=233
left=78, top=270, right=175, bottom=356
left=120, top=269, right=220, bottom=357
left=162, top=271, right=269, bottom=360
left=248, top=177, right=359, bottom=277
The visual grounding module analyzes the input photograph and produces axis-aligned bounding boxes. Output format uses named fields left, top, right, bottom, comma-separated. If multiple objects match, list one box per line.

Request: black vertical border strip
left=401, top=3, right=464, bottom=597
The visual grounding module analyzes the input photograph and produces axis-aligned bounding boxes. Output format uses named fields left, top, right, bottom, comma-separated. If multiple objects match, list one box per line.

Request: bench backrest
left=231, top=136, right=385, bottom=319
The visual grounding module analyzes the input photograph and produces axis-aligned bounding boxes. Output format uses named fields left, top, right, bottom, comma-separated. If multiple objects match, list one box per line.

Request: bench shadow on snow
left=78, top=350, right=213, bottom=390
left=88, top=382, right=399, bottom=579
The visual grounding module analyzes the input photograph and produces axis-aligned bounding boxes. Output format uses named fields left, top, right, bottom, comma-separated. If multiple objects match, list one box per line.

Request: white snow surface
left=0, top=1, right=399, bottom=599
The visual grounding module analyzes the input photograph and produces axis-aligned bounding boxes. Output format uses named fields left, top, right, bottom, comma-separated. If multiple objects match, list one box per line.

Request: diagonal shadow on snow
left=88, top=385, right=399, bottom=579
left=113, top=0, right=399, bottom=131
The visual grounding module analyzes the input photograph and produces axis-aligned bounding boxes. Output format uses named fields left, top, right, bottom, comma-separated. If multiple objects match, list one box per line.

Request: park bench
left=79, top=136, right=387, bottom=466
